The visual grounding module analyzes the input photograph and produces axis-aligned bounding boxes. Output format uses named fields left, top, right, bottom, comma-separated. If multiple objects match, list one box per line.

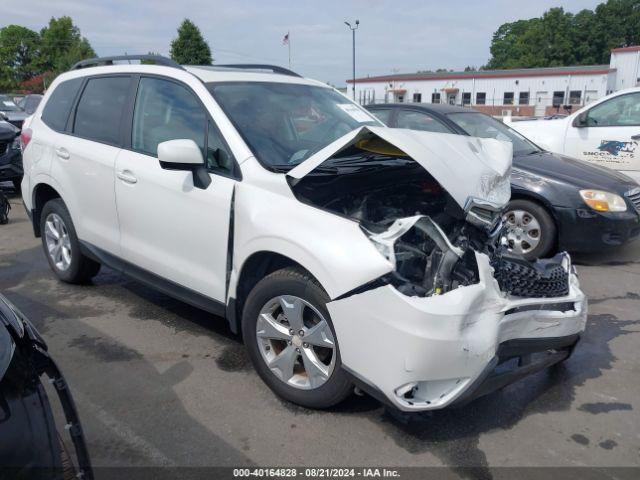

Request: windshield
left=0, top=96, right=21, bottom=112
left=446, top=112, right=541, bottom=155
left=207, top=82, right=379, bottom=170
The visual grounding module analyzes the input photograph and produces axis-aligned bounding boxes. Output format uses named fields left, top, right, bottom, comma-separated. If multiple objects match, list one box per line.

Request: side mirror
left=573, top=111, right=588, bottom=128
left=157, top=139, right=211, bottom=190
left=0, top=112, right=8, bottom=122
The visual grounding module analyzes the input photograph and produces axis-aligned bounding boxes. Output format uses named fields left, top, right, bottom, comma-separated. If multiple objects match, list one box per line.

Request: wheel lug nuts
left=298, top=330, right=304, bottom=336
left=289, top=329, right=295, bottom=335
left=303, top=343, right=309, bottom=348
left=295, top=348, right=300, bottom=353
left=287, top=340, right=292, bottom=345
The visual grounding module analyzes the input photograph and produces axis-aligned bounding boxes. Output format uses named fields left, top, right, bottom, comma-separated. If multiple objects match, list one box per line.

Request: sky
left=3, top=0, right=603, bottom=86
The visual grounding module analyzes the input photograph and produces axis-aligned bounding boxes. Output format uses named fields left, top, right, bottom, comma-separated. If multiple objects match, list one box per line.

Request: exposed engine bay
left=289, top=142, right=570, bottom=299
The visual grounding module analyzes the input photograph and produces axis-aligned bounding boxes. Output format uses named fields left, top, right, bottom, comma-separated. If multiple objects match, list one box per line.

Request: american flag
left=282, top=32, right=289, bottom=45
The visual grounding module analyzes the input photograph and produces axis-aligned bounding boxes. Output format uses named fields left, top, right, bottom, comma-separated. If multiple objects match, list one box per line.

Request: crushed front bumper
left=327, top=252, right=587, bottom=412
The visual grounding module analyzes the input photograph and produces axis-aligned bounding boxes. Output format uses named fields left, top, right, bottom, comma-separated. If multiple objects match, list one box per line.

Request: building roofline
left=347, top=65, right=612, bottom=84
left=611, top=45, right=640, bottom=53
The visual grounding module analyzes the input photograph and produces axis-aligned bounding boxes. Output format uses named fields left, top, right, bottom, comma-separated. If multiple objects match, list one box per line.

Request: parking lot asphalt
left=1, top=186, right=639, bottom=478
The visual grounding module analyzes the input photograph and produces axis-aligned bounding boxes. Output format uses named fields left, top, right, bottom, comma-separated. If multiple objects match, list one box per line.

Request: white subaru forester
left=20, top=56, right=587, bottom=412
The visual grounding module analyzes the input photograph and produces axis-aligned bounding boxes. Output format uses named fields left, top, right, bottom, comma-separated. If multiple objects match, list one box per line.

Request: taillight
left=20, top=128, right=32, bottom=151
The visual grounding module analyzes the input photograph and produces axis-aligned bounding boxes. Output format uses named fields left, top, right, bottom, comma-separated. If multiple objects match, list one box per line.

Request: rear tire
left=40, top=198, right=101, bottom=283
left=12, top=178, right=22, bottom=193
left=242, top=267, right=353, bottom=409
left=503, top=199, right=556, bottom=260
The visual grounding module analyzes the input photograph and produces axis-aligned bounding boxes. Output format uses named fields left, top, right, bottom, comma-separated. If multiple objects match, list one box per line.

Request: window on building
left=476, top=92, right=486, bottom=105
left=462, top=92, right=471, bottom=106
left=552, top=91, right=565, bottom=106
left=41, top=78, right=83, bottom=132
left=431, top=92, right=441, bottom=104
left=519, top=92, right=529, bottom=105
left=503, top=92, right=514, bottom=105
left=74, top=76, right=131, bottom=145
left=569, top=91, right=582, bottom=105
left=132, top=77, right=206, bottom=157
left=396, top=110, right=452, bottom=133
left=413, top=93, right=422, bottom=103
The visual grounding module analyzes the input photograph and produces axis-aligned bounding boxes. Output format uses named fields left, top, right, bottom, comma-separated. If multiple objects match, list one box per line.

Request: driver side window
left=586, top=93, right=640, bottom=127
left=132, top=77, right=205, bottom=157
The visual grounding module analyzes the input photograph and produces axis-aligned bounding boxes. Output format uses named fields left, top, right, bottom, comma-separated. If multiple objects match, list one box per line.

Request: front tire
left=242, top=267, right=352, bottom=409
left=503, top=199, right=556, bottom=260
left=40, top=198, right=101, bottom=283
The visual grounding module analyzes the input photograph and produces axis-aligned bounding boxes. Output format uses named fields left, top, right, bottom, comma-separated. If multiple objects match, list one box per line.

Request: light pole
left=345, top=20, right=359, bottom=100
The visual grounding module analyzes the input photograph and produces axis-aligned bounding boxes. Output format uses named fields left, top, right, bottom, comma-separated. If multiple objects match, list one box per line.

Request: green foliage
left=0, top=25, right=40, bottom=90
left=170, top=19, right=212, bottom=65
left=38, top=16, right=96, bottom=72
left=0, top=16, right=95, bottom=92
left=486, top=0, right=640, bottom=69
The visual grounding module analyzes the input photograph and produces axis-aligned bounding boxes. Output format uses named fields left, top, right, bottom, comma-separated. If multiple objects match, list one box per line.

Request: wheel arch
left=31, top=182, right=63, bottom=237
left=231, top=250, right=320, bottom=337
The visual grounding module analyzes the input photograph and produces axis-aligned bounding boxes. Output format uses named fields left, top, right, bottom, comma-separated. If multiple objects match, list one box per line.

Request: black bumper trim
left=451, top=334, right=580, bottom=408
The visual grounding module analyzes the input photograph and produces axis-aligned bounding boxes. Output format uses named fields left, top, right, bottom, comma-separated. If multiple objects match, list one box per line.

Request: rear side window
left=41, top=78, right=83, bottom=131
left=396, top=110, right=452, bottom=133
left=73, top=76, right=131, bottom=145
left=132, top=77, right=206, bottom=157
left=370, top=109, right=392, bottom=125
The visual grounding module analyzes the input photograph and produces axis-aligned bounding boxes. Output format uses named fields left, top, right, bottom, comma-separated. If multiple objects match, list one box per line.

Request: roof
left=347, top=64, right=612, bottom=84
left=56, top=62, right=328, bottom=89
left=367, top=103, right=470, bottom=114
left=611, top=46, right=640, bottom=53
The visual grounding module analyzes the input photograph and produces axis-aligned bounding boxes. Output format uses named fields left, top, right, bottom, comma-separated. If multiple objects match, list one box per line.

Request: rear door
left=50, top=75, right=132, bottom=254
left=114, top=75, right=237, bottom=302
left=564, top=92, right=640, bottom=173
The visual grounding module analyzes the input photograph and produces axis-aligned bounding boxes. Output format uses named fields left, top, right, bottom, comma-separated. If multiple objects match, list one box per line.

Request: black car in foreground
left=0, top=294, right=93, bottom=480
left=367, top=103, right=640, bottom=259
left=0, top=120, right=22, bottom=191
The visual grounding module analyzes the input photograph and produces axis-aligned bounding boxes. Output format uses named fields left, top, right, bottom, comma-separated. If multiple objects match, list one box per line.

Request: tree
left=170, top=19, right=212, bottom=65
left=0, top=25, right=40, bottom=90
left=38, top=16, right=95, bottom=73
left=485, top=0, right=640, bottom=69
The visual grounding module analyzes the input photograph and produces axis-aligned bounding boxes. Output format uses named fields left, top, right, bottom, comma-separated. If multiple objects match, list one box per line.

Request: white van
left=509, top=87, right=640, bottom=183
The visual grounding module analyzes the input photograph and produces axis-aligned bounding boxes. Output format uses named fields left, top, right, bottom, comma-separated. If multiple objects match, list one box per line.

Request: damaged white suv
left=21, top=56, right=587, bottom=411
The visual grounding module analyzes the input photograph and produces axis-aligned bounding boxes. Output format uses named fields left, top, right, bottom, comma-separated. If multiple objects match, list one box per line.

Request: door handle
left=55, top=147, right=70, bottom=159
left=631, top=134, right=640, bottom=140
left=116, top=170, right=138, bottom=184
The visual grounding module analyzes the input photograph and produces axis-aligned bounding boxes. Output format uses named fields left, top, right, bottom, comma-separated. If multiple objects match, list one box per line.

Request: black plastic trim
left=450, top=334, right=580, bottom=408
left=202, top=64, right=301, bottom=77
left=79, top=242, right=226, bottom=318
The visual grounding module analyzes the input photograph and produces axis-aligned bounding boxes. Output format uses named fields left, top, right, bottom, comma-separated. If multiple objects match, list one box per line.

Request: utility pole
left=345, top=20, right=359, bottom=100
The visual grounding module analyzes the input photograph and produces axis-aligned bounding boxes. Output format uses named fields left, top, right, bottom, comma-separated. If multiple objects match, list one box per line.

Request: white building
left=348, top=46, right=640, bottom=117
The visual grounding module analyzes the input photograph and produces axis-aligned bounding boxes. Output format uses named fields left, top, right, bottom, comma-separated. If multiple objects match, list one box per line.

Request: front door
left=115, top=76, right=236, bottom=302
left=564, top=91, right=640, bottom=174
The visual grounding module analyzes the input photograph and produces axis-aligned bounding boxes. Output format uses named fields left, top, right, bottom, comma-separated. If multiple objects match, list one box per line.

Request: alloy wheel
left=503, top=209, right=541, bottom=255
left=44, top=213, right=72, bottom=271
left=256, top=295, right=336, bottom=390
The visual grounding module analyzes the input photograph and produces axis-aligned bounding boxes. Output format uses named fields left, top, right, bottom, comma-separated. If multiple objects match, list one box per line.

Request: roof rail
left=70, top=55, right=184, bottom=71
left=206, top=64, right=301, bottom=77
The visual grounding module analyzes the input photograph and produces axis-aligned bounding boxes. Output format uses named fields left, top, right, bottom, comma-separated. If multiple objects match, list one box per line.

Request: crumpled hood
left=287, top=126, right=513, bottom=210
